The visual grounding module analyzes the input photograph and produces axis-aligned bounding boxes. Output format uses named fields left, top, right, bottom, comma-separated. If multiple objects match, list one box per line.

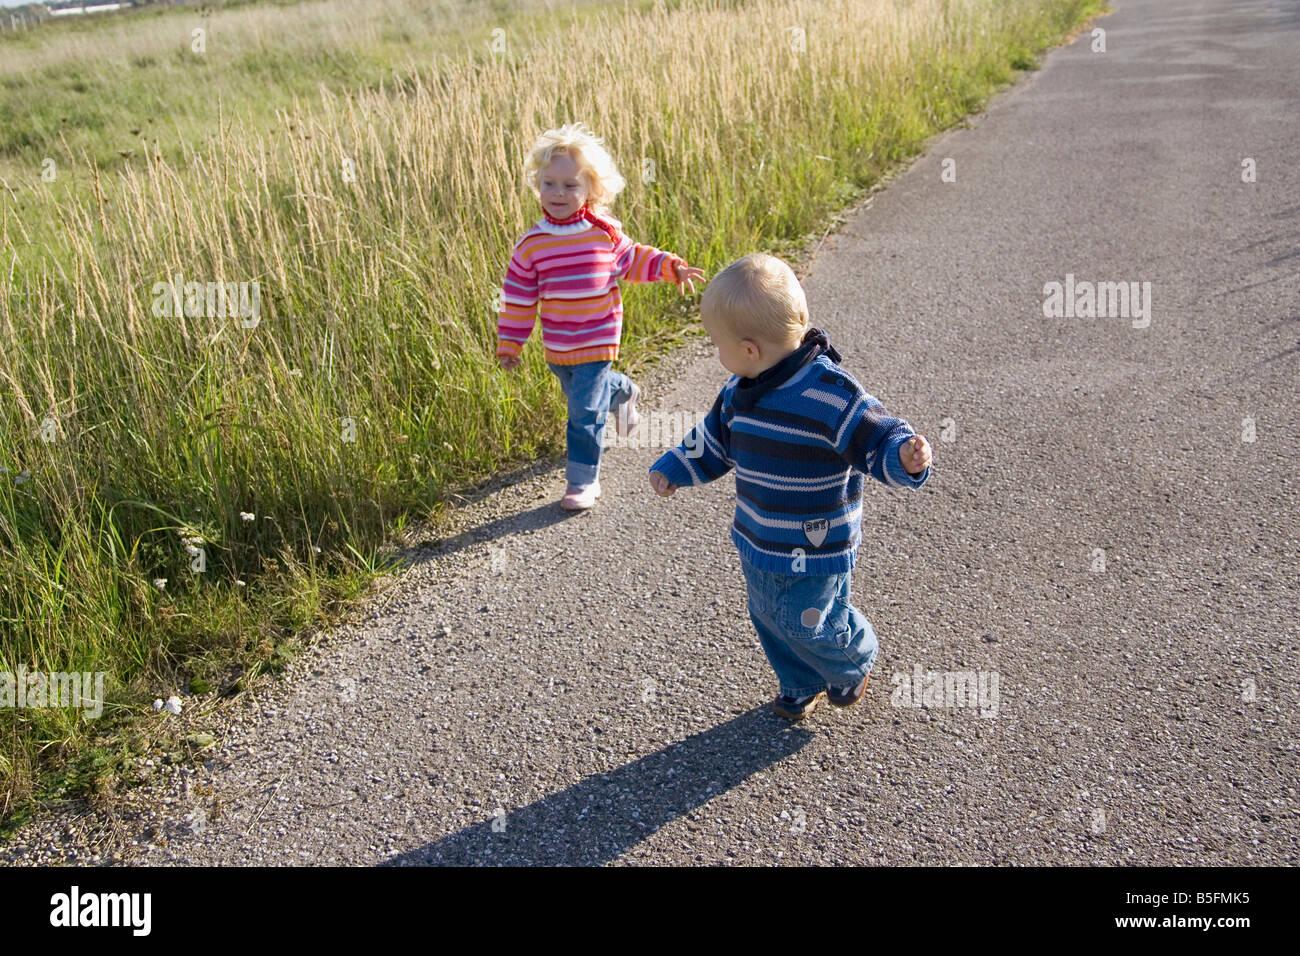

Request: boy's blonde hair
left=524, top=123, right=626, bottom=213
left=702, top=253, right=809, bottom=344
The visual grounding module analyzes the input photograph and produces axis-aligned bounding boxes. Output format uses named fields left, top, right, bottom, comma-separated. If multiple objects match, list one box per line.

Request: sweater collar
left=732, top=327, right=842, bottom=412
left=536, top=203, right=623, bottom=241
left=543, top=207, right=587, bottom=226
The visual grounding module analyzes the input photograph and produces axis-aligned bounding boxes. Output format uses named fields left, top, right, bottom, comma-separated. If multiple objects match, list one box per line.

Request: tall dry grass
left=0, top=0, right=628, bottom=188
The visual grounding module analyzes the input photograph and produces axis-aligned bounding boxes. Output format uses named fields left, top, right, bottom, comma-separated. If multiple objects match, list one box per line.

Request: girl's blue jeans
left=546, top=360, right=635, bottom=486
left=740, top=558, right=879, bottom=699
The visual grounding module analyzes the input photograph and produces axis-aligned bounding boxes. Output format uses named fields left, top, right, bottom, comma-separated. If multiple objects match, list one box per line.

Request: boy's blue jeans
left=547, top=360, right=635, bottom=486
left=740, top=559, right=879, bottom=699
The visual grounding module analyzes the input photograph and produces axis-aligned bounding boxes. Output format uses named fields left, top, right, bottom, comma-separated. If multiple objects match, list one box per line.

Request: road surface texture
left=4, top=0, right=1297, bottom=865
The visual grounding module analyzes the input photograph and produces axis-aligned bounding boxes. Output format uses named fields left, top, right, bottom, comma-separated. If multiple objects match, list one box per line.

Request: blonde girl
left=497, top=122, right=704, bottom=510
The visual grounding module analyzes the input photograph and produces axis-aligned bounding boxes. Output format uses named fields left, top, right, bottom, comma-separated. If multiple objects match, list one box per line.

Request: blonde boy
left=649, top=254, right=932, bottom=719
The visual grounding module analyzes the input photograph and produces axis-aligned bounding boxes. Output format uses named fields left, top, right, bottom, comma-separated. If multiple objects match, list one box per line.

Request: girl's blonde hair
left=702, top=253, right=809, bottom=344
left=524, top=122, right=626, bottom=213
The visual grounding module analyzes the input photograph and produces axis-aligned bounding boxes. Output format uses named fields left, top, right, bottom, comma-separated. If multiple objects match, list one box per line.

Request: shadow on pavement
left=380, top=706, right=814, bottom=866
left=397, top=498, right=583, bottom=566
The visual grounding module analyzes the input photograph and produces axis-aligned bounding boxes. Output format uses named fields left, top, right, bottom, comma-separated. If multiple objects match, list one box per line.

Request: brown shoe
left=772, top=691, right=826, bottom=720
left=827, top=674, right=869, bottom=708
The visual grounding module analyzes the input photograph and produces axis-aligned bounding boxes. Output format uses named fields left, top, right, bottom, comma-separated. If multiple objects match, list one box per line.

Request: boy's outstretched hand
left=649, top=470, right=677, bottom=497
left=498, top=353, right=521, bottom=371
left=672, top=260, right=706, bottom=295
left=899, top=434, right=932, bottom=474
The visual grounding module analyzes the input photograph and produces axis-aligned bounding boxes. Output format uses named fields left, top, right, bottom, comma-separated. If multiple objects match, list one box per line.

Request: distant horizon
left=0, top=0, right=136, bottom=8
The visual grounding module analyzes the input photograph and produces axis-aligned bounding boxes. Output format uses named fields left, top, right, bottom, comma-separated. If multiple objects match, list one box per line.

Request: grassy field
left=0, top=0, right=634, bottom=177
left=0, top=0, right=1102, bottom=827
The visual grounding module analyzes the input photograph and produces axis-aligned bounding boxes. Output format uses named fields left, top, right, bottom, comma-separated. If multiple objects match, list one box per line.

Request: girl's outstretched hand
left=498, top=353, right=521, bottom=371
left=673, top=260, right=706, bottom=295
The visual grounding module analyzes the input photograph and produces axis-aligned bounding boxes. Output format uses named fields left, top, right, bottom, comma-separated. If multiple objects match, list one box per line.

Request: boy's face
left=539, top=153, right=589, bottom=219
left=702, top=311, right=767, bottom=378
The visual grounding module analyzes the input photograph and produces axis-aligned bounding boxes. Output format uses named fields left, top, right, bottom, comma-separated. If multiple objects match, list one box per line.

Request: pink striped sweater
left=496, top=214, right=685, bottom=366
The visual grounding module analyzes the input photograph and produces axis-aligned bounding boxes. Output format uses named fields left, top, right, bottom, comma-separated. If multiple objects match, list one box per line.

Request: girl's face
left=539, top=152, right=589, bottom=219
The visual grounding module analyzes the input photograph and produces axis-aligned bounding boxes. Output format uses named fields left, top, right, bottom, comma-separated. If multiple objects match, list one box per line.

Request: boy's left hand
left=899, top=435, right=932, bottom=475
left=672, top=260, right=706, bottom=295
left=649, top=470, right=677, bottom=497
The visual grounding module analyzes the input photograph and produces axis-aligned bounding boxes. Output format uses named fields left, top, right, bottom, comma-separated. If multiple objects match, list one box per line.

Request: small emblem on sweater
left=803, top=518, right=828, bottom=547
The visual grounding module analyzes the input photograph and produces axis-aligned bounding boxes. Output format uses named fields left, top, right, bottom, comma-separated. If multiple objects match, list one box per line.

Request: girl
left=497, top=123, right=704, bottom=510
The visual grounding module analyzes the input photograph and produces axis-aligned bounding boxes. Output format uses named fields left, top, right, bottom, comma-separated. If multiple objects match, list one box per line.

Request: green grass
left=0, top=0, right=698, bottom=188
left=0, top=0, right=1107, bottom=827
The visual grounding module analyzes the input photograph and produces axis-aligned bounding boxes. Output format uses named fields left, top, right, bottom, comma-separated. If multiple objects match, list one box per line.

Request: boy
left=648, top=253, right=932, bottom=720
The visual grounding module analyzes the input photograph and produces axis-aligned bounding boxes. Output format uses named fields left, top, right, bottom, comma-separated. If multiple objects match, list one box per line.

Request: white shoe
left=560, top=481, right=601, bottom=510
left=614, top=383, right=641, bottom=438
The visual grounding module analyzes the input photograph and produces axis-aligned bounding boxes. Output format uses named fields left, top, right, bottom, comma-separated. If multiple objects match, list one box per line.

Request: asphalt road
left=6, top=0, right=1297, bottom=866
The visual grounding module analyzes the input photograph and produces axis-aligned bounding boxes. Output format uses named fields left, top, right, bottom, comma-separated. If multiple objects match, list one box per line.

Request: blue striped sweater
left=649, top=337, right=930, bottom=575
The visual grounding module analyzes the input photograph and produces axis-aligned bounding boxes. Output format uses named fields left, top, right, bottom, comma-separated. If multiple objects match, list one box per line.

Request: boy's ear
left=741, top=339, right=760, bottom=359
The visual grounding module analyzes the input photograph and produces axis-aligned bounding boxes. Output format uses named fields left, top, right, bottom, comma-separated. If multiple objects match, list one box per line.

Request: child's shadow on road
left=380, top=706, right=813, bottom=866
left=398, top=496, right=589, bottom=566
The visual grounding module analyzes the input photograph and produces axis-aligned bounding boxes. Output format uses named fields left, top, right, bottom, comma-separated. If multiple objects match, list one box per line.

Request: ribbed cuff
left=649, top=449, right=693, bottom=487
